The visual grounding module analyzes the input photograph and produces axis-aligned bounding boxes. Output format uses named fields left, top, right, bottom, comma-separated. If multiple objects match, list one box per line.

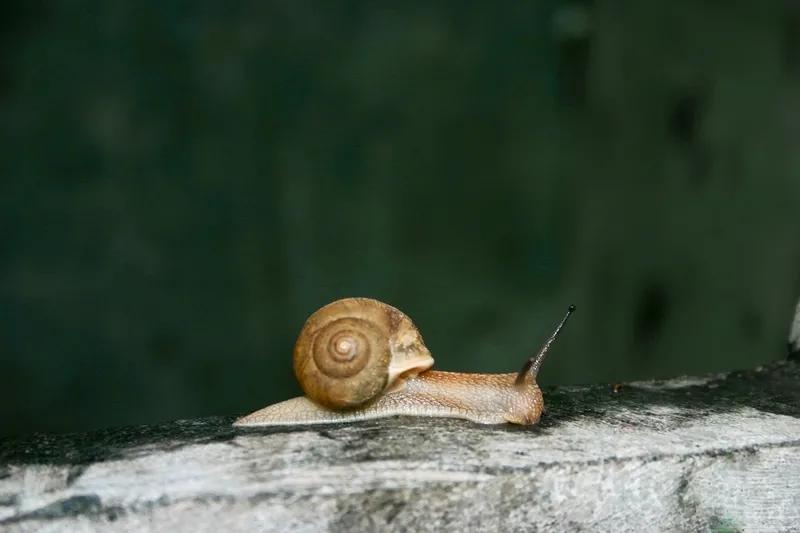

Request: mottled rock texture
left=2, top=361, right=799, bottom=532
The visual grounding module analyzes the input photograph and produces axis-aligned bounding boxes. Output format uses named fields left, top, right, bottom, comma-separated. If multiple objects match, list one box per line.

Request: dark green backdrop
left=2, top=1, right=799, bottom=437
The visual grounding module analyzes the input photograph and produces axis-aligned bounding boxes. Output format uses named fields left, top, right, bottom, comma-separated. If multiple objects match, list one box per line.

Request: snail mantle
left=2, top=360, right=799, bottom=532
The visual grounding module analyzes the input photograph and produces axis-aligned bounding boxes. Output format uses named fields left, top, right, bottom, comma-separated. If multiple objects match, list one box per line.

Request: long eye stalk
left=515, top=304, right=576, bottom=386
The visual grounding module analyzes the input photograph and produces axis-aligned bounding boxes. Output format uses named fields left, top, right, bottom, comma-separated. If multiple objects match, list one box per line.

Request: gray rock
left=1, top=361, right=799, bottom=532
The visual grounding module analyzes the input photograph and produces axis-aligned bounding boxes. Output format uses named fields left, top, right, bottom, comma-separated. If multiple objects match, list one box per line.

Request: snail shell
left=293, top=297, right=434, bottom=409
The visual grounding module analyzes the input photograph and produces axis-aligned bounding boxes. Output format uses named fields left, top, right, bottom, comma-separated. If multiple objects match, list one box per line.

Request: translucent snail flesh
left=234, top=297, right=575, bottom=427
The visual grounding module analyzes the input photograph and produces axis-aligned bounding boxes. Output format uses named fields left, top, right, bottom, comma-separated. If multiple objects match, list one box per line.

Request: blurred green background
left=2, top=1, right=799, bottom=438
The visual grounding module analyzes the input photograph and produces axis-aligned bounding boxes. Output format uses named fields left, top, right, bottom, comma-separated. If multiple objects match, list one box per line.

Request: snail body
left=234, top=297, right=574, bottom=427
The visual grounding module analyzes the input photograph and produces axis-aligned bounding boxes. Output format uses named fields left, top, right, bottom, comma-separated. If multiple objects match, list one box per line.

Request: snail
left=234, top=297, right=575, bottom=427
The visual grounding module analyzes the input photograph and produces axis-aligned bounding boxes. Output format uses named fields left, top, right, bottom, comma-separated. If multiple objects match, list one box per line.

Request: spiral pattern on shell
left=293, top=298, right=395, bottom=409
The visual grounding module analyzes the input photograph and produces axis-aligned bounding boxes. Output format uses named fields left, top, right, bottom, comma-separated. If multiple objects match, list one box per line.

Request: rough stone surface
left=1, top=361, right=799, bottom=532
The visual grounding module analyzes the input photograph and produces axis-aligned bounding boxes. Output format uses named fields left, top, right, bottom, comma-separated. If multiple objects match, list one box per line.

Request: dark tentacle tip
left=515, top=304, right=577, bottom=386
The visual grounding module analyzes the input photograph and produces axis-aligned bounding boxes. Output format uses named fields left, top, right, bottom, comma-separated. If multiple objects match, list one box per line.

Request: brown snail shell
left=293, top=297, right=434, bottom=409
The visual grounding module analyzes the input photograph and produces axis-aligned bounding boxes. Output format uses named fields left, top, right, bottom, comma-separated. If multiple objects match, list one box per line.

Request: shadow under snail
left=234, top=297, right=575, bottom=427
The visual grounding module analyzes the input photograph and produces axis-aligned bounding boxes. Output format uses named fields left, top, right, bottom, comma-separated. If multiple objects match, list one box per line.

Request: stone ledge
left=1, top=360, right=799, bottom=532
